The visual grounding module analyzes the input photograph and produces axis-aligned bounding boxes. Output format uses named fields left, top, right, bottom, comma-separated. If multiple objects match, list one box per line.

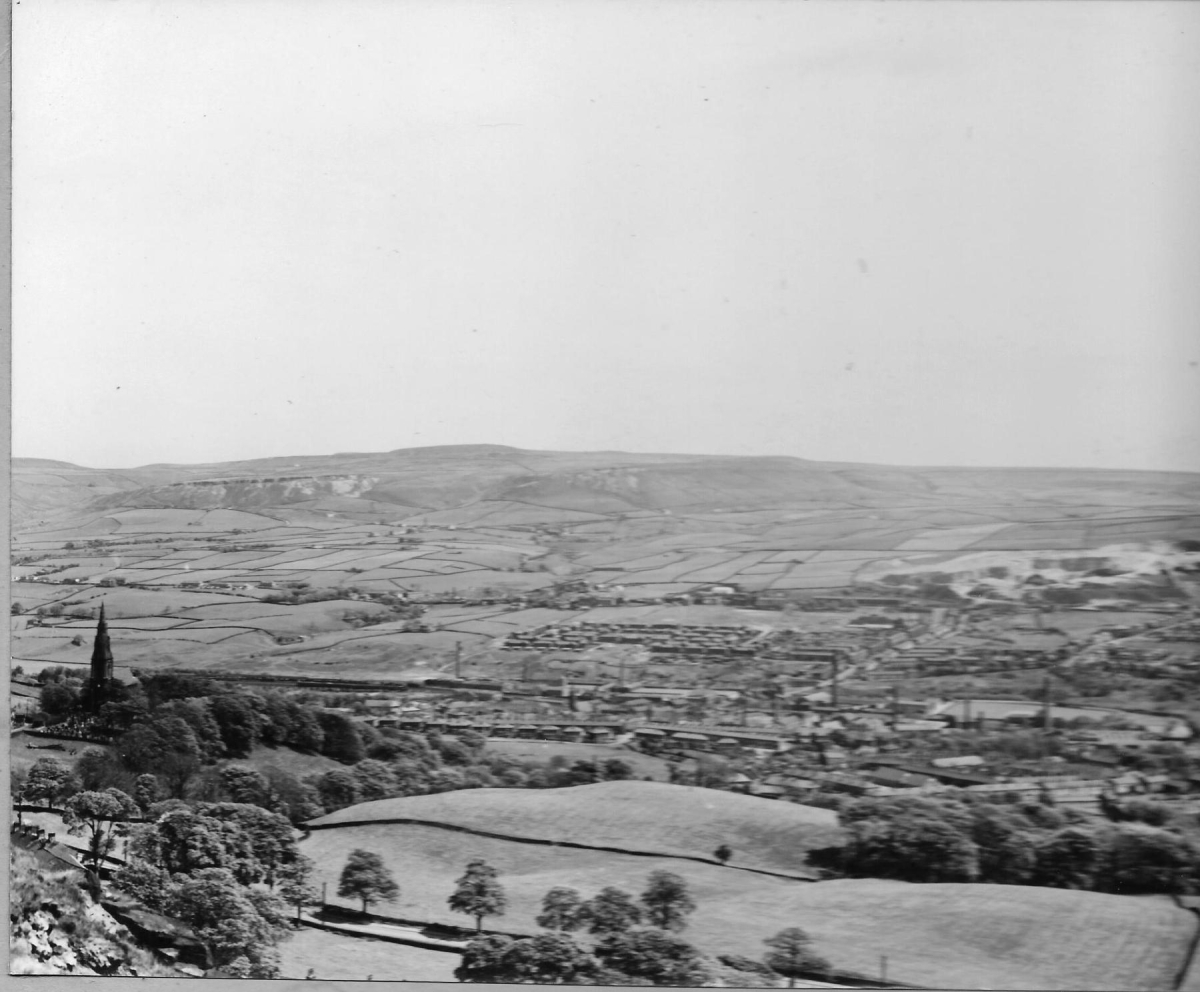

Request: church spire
left=90, top=601, right=114, bottom=688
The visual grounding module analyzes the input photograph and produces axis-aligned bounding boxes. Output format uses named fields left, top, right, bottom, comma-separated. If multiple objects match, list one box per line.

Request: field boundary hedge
left=306, top=815, right=818, bottom=882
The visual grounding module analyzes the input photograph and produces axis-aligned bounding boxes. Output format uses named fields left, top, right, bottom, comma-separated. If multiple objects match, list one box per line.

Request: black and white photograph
left=8, top=1, right=1200, bottom=989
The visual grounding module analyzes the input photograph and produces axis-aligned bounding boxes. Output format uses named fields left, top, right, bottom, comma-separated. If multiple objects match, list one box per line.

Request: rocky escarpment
left=9, top=848, right=182, bottom=977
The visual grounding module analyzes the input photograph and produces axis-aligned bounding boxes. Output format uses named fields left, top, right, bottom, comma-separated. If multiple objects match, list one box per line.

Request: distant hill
left=14, top=445, right=1200, bottom=539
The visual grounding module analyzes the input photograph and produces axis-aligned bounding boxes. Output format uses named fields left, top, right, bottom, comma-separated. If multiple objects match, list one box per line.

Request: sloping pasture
left=309, top=781, right=840, bottom=876
left=299, top=817, right=1193, bottom=991
left=277, top=927, right=457, bottom=983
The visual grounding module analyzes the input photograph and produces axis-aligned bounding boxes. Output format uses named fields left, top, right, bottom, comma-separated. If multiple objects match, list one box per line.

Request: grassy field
left=276, top=926, right=458, bottom=982
left=309, top=780, right=841, bottom=876
left=299, top=818, right=1193, bottom=991
left=736, top=880, right=1195, bottom=991
left=10, top=731, right=109, bottom=777
left=300, top=819, right=798, bottom=935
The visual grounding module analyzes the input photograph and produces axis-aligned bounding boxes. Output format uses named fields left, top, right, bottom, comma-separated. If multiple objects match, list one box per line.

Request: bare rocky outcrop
left=9, top=849, right=180, bottom=978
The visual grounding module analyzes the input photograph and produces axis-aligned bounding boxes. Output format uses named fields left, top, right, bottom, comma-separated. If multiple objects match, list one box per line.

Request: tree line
left=22, top=670, right=640, bottom=826
left=808, top=792, right=1200, bottom=895
left=333, top=847, right=831, bottom=988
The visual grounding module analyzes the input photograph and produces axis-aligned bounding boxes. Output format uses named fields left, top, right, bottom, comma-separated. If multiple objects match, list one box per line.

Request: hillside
left=307, top=780, right=840, bottom=876
left=299, top=794, right=1194, bottom=990
left=15, top=447, right=1200, bottom=547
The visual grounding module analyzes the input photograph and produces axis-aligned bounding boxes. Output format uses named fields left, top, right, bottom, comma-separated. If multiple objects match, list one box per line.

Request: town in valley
left=10, top=447, right=1200, bottom=988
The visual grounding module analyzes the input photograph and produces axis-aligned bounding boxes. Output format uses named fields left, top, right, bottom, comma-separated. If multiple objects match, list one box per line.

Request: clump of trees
left=30, top=671, right=653, bottom=831
left=112, top=800, right=308, bottom=977
left=461, top=870, right=837, bottom=986
left=809, top=793, right=1200, bottom=895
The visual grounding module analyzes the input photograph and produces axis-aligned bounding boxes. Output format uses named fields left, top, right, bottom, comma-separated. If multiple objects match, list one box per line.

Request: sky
left=13, top=1, right=1200, bottom=472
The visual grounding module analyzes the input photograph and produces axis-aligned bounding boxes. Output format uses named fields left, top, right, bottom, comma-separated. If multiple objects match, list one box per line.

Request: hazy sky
left=14, top=1, right=1200, bottom=471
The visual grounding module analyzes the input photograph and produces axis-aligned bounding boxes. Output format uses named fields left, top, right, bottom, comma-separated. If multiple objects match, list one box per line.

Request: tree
left=113, top=857, right=176, bottom=909
left=338, top=849, right=399, bottom=915
left=640, top=871, right=697, bottom=932
left=500, top=932, right=597, bottom=984
left=455, top=933, right=597, bottom=985
left=129, top=806, right=239, bottom=880
left=90, top=680, right=150, bottom=733
left=11, top=767, right=28, bottom=824
left=288, top=702, right=325, bottom=753
left=1033, top=827, right=1101, bottom=890
left=40, top=682, right=78, bottom=721
left=315, top=710, right=365, bottom=764
left=312, top=768, right=362, bottom=812
left=454, top=935, right=516, bottom=983
left=63, top=788, right=139, bottom=892
left=435, top=736, right=474, bottom=767
left=126, top=800, right=298, bottom=891
left=594, top=929, right=712, bottom=986
left=456, top=729, right=488, bottom=753
left=602, top=758, right=634, bottom=781
left=25, top=757, right=79, bottom=806
left=714, top=844, right=733, bottom=866
left=220, top=765, right=276, bottom=808
left=763, top=928, right=832, bottom=987
left=277, top=854, right=321, bottom=922
left=200, top=802, right=305, bottom=890
left=561, top=759, right=601, bottom=786
left=970, top=805, right=1038, bottom=885
left=166, top=867, right=291, bottom=977
left=133, top=773, right=162, bottom=812
left=257, top=692, right=296, bottom=748
left=836, top=807, right=980, bottom=883
left=75, top=746, right=135, bottom=794
left=353, top=759, right=398, bottom=801
left=262, top=766, right=326, bottom=825
left=580, top=886, right=642, bottom=934
left=1112, top=798, right=1176, bottom=828
left=118, top=716, right=201, bottom=774
left=1097, top=824, right=1199, bottom=895
left=139, top=671, right=214, bottom=709
left=209, top=694, right=261, bottom=758
left=157, top=698, right=226, bottom=761
left=536, top=887, right=585, bottom=932
left=449, top=859, right=508, bottom=932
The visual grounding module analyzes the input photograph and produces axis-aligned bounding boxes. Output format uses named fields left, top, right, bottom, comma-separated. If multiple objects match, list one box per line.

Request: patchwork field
left=13, top=445, right=1200, bottom=680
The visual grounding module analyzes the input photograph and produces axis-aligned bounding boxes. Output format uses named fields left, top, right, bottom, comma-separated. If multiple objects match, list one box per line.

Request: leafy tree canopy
left=337, top=848, right=399, bottom=914
left=640, top=871, right=697, bottom=932
left=449, top=859, right=508, bottom=932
